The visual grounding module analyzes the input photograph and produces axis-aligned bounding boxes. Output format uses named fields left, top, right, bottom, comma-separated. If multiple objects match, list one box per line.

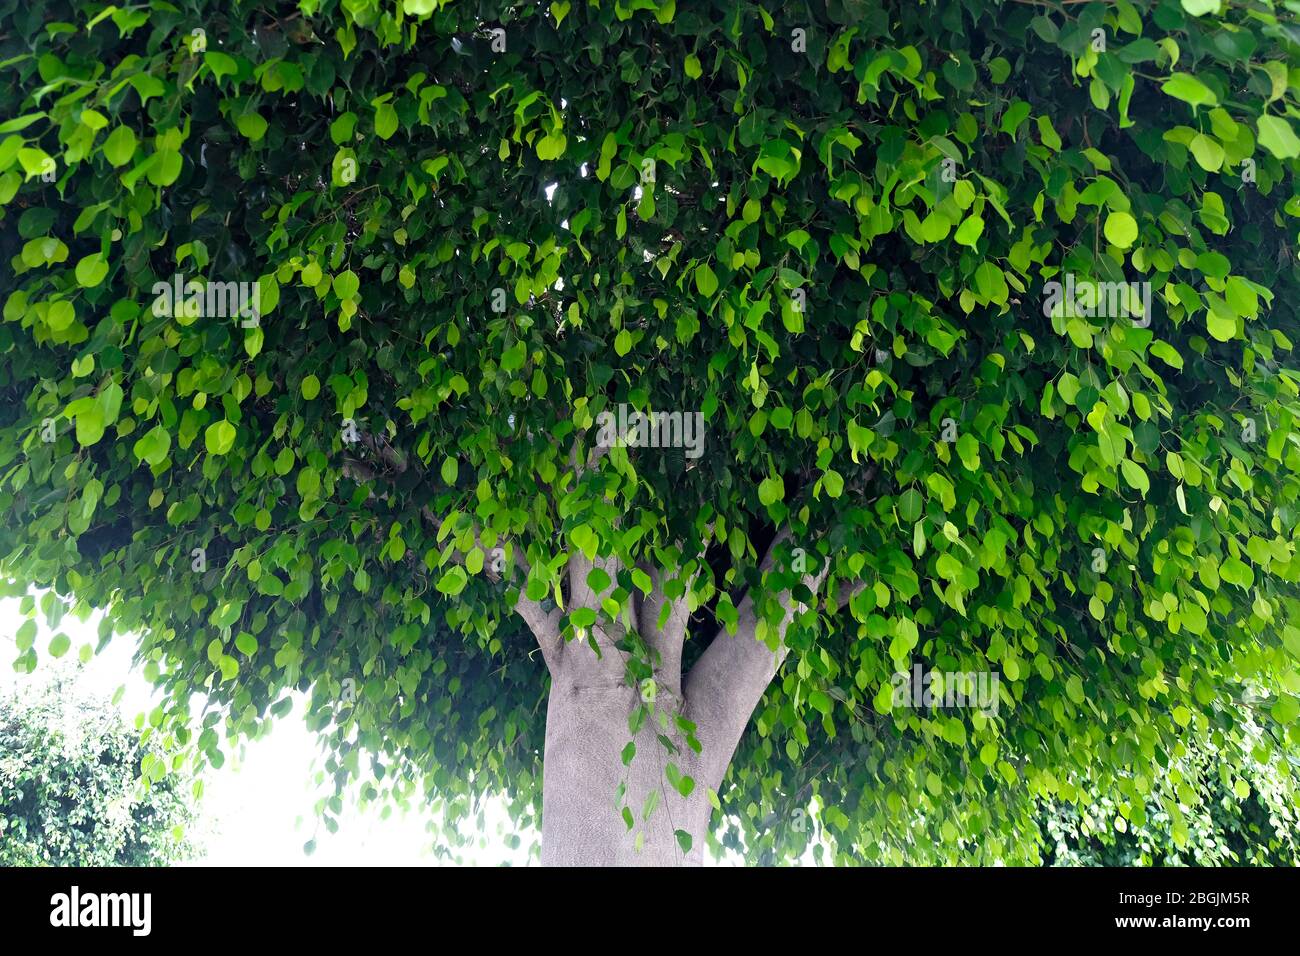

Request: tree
left=2, top=0, right=1300, bottom=866
left=0, top=671, right=199, bottom=866
left=1040, top=721, right=1300, bottom=866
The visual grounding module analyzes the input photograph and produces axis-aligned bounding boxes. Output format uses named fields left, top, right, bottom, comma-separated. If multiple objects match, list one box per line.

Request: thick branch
left=835, top=578, right=868, bottom=610
left=343, top=454, right=564, bottom=672
left=682, top=528, right=828, bottom=788
left=512, top=596, right=563, bottom=673
left=564, top=432, right=623, bottom=617
left=638, top=563, right=693, bottom=695
left=425, top=506, right=562, bottom=674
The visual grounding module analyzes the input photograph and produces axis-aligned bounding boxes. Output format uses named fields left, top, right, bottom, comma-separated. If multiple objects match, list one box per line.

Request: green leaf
left=437, top=565, right=468, bottom=596
left=74, top=253, right=109, bottom=287
left=694, top=263, right=718, bottom=297
left=974, top=262, right=1008, bottom=304
left=330, top=112, right=358, bottom=145
left=809, top=689, right=833, bottom=715
left=205, top=51, right=239, bottom=81
left=297, top=467, right=320, bottom=498
left=149, top=149, right=182, bottom=186
left=1206, top=308, right=1236, bottom=342
left=822, top=469, right=844, bottom=498
left=956, top=432, right=981, bottom=471
left=500, top=340, right=526, bottom=372
left=46, top=300, right=75, bottom=330
left=134, top=426, right=171, bottom=466
left=1189, top=134, right=1224, bottom=171
left=1120, top=459, right=1150, bottom=497
left=758, top=475, right=784, bottom=506
left=374, top=103, right=399, bottom=140
left=1036, top=115, right=1062, bottom=151
left=49, top=632, right=71, bottom=658
left=96, top=383, right=123, bottom=428
left=204, top=420, right=237, bottom=456
left=102, top=126, right=137, bottom=166
left=898, top=488, right=923, bottom=522
left=236, top=112, right=269, bottom=142
left=953, top=213, right=984, bottom=247
left=1219, top=556, right=1254, bottom=589
left=1000, top=100, right=1031, bottom=136
left=1161, top=73, right=1217, bottom=109
left=1104, top=211, right=1138, bottom=248
left=1149, top=341, right=1184, bottom=369
left=675, top=773, right=696, bottom=798
left=1066, top=675, right=1085, bottom=705
left=332, top=270, right=360, bottom=300
left=1257, top=115, right=1300, bottom=159
left=586, top=567, right=611, bottom=594
left=75, top=404, right=105, bottom=446
left=464, top=547, right=483, bottom=575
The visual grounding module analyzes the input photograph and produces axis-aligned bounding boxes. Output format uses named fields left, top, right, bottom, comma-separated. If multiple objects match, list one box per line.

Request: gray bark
left=520, top=525, right=828, bottom=866
left=540, top=676, right=709, bottom=865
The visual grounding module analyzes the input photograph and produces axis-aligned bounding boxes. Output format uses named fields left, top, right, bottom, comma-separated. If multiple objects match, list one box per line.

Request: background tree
left=1040, top=718, right=1300, bottom=866
left=0, top=670, right=199, bottom=866
left=2, top=0, right=1300, bottom=865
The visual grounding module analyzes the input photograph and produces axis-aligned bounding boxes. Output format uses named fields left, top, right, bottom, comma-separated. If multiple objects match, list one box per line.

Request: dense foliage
left=0, top=671, right=199, bottom=865
left=3, top=0, right=1300, bottom=863
left=1041, top=725, right=1300, bottom=865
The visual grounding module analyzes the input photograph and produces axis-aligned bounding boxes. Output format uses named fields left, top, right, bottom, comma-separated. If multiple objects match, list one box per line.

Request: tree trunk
left=540, top=678, right=710, bottom=866
left=484, top=451, right=831, bottom=866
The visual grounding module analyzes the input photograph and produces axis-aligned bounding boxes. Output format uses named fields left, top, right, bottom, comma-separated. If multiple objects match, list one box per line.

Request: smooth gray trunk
left=540, top=678, right=710, bottom=866
left=380, top=439, right=838, bottom=865
left=484, top=458, right=828, bottom=865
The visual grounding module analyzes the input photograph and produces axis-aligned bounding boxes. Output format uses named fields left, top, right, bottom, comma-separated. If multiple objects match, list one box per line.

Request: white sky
left=0, top=594, right=527, bottom=865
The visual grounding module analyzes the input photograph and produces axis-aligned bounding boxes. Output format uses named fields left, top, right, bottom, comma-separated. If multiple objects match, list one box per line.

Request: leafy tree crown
left=2, top=0, right=1300, bottom=862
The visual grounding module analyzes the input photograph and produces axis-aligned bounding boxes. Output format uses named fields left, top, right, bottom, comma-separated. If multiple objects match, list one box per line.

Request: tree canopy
left=3, top=0, right=1300, bottom=864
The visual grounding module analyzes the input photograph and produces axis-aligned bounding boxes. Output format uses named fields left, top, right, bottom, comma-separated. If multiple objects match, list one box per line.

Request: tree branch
left=682, top=527, right=828, bottom=789
left=564, top=432, right=623, bottom=616
left=835, top=578, right=868, bottom=610
left=343, top=451, right=565, bottom=672
left=638, top=562, right=693, bottom=695
left=424, top=506, right=562, bottom=675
